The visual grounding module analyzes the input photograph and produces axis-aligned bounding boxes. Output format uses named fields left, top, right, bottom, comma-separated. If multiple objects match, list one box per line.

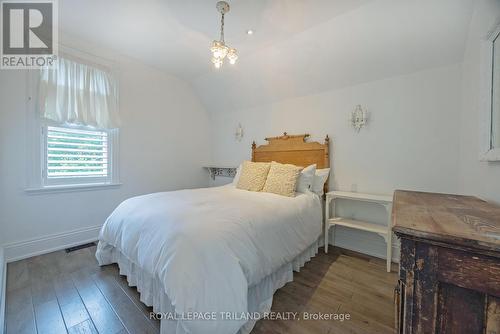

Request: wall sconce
left=235, top=123, right=244, bottom=141
left=350, top=105, right=368, bottom=132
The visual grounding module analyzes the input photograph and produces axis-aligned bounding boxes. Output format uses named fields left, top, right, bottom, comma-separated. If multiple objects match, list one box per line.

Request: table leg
left=324, top=227, right=329, bottom=253
left=386, top=230, right=392, bottom=272
left=386, top=203, right=393, bottom=272
left=325, top=196, right=330, bottom=253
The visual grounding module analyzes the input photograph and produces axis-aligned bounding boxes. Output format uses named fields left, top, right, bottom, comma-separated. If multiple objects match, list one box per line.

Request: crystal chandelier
left=211, top=1, right=238, bottom=69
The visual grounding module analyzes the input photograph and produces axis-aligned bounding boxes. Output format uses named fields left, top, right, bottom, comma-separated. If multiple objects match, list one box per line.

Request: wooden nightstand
left=324, top=191, right=393, bottom=272
left=392, top=190, right=500, bottom=333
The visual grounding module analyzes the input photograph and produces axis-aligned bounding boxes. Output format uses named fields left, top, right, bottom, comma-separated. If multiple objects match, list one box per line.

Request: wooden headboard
left=252, top=132, right=330, bottom=192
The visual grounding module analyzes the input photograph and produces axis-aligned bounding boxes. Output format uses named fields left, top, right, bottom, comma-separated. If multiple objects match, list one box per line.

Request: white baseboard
left=4, top=225, right=102, bottom=263
left=0, top=247, right=6, bottom=334
left=328, top=226, right=401, bottom=263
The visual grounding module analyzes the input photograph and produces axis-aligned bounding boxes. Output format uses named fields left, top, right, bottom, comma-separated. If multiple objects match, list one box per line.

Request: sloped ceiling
left=59, top=0, right=474, bottom=112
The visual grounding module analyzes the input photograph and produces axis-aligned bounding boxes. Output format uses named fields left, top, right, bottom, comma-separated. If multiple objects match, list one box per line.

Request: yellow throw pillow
left=262, top=161, right=303, bottom=197
left=236, top=161, right=271, bottom=192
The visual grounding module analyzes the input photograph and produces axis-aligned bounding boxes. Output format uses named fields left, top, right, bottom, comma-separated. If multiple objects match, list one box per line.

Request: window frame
left=480, top=22, right=500, bottom=161
left=25, top=48, right=121, bottom=193
left=41, top=123, right=119, bottom=188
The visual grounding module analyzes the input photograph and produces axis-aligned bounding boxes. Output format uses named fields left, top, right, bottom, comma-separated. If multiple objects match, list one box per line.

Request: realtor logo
left=1, top=0, right=57, bottom=69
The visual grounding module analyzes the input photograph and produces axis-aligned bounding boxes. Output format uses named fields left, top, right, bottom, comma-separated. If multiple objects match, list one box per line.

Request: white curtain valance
left=38, top=57, right=120, bottom=129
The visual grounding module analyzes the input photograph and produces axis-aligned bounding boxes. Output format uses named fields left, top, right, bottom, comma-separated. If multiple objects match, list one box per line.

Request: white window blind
left=45, top=126, right=109, bottom=179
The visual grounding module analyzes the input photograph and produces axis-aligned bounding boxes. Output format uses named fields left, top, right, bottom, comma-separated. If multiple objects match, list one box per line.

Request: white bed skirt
left=97, top=239, right=319, bottom=334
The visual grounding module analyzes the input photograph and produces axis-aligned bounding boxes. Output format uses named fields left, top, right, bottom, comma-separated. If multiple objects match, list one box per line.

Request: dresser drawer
left=437, top=247, right=500, bottom=297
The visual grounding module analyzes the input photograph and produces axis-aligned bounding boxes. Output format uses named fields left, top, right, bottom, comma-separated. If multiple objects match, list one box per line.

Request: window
left=43, top=126, right=111, bottom=185
left=33, top=123, right=119, bottom=190
left=26, top=51, right=120, bottom=192
left=480, top=22, right=500, bottom=161
left=491, top=29, right=500, bottom=149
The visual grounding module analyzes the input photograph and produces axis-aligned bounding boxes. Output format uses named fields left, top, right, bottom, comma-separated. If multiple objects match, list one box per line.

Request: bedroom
left=0, top=0, right=499, bottom=333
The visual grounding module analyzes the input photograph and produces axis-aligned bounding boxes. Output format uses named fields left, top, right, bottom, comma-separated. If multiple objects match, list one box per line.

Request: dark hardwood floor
left=5, top=245, right=397, bottom=334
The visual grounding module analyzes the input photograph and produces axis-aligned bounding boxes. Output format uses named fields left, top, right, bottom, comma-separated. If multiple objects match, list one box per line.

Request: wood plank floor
left=5, top=245, right=397, bottom=334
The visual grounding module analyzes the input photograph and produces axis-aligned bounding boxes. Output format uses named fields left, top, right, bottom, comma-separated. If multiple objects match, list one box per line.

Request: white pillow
left=296, top=164, right=316, bottom=193
left=232, top=164, right=242, bottom=185
left=312, top=168, right=330, bottom=195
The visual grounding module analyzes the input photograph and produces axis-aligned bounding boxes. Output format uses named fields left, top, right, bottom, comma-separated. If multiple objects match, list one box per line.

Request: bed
left=95, top=133, right=330, bottom=334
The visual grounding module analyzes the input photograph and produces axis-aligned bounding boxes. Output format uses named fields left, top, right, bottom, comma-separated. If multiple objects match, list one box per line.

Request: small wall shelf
left=203, top=165, right=237, bottom=180
left=324, top=190, right=393, bottom=272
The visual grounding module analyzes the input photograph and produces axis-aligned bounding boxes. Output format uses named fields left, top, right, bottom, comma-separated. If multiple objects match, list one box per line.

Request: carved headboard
left=252, top=132, right=330, bottom=193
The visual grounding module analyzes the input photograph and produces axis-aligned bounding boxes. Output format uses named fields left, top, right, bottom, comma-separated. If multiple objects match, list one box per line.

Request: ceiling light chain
left=220, top=10, right=225, bottom=43
left=210, top=1, right=237, bottom=69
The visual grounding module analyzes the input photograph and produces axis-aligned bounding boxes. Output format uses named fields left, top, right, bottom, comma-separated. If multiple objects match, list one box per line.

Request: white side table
left=324, top=191, right=393, bottom=272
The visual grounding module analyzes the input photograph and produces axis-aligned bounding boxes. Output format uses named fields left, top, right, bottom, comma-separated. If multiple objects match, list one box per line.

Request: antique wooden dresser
left=392, top=190, right=500, bottom=334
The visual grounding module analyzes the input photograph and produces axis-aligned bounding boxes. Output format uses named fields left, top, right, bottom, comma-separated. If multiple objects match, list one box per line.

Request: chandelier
left=210, top=1, right=238, bottom=69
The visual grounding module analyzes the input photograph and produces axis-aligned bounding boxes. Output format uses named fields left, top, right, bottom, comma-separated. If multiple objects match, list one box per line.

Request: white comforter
left=96, top=185, right=322, bottom=334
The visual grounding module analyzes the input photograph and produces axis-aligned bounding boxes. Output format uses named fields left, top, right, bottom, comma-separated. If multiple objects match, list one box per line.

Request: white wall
left=458, top=0, right=500, bottom=204
left=209, top=64, right=463, bottom=259
left=0, top=39, right=211, bottom=261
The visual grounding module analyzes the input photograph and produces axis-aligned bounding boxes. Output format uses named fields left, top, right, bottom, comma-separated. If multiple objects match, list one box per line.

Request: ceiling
left=59, top=0, right=475, bottom=112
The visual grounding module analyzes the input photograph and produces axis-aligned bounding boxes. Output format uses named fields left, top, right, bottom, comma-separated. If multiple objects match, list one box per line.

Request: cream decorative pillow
left=236, top=161, right=271, bottom=191
left=262, top=161, right=303, bottom=197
